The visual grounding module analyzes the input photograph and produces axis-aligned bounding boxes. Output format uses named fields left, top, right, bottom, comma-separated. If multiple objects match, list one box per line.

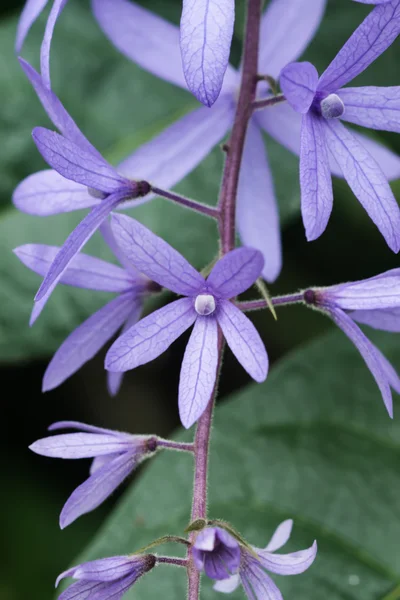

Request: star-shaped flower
left=280, top=0, right=400, bottom=249
left=105, top=214, right=268, bottom=428
left=14, top=221, right=156, bottom=394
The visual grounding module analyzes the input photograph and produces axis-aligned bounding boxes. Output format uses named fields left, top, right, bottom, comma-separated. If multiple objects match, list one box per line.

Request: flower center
left=195, top=294, right=216, bottom=316
left=320, top=93, right=345, bottom=119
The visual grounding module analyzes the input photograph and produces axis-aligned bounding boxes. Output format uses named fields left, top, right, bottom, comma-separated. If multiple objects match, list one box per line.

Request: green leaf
left=72, top=328, right=400, bottom=599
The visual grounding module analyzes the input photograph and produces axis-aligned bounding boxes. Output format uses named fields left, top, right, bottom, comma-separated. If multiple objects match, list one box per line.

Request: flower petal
left=352, top=307, right=400, bottom=332
left=300, top=112, right=333, bottom=241
left=42, top=293, right=139, bottom=391
left=322, top=118, right=400, bottom=252
left=236, top=121, right=281, bottom=283
left=372, top=341, right=400, bottom=394
left=217, top=301, right=268, bottom=382
left=326, top=270, right=400, bottom=310
left=30, top=432, right=133, bottom=459
left=40, top=0, right=68, bottom=88
left=110, top=214, right=205, bottom=295
left=90, top=453, right=120, bottom=475
left=265, top=520, right=293, bottom=553
left=60, top=451, right=137, bottom=528
left=58, top=572, right=139, bottom=600
left=178, top=316, right=219, bottom=428
left=258, top=0, right=327, bottom=78
left=318, top=0, right=400, bottom=93
left=353, top=130, right=400, bottom=181
left=16, top=0, right=49, bottom=52
left=57, top=556, right=137, bottom=585
left=106, top=298, right=197, bottom=372
left=207, top=248, right=264, bottom=299
left=242, top=559, right=284, bottom=600
left=213, top=573, right=240, bottom=593
left=339, top=86, right=400, bottom=133
left=330, top=307, right=393, bottom=417
left=256, top=540, right=317, bottom=575
left=48, top=421, right=122, bottom=434
left=280, top=62, right=319, bottom=114
left=180, top=0, right=235, bottom=106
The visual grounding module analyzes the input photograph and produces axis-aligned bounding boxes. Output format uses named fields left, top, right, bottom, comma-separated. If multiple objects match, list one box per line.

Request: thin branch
left=252, top=93, right=286, bottom=111
left=152, top=186, right=220, bottom=220
left=238, top=293, right=305, bottom=312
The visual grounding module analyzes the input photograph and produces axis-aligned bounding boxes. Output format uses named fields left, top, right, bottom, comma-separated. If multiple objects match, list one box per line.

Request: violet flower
left=30, top=421, right=158, bottom=528
left=193, top=521, right=317, bottom=600
left=55, top=553, right=156, bottom=600
left=354, top=0, right=390, bottom=3
left=13, top=59, right=151, bottom=309
left=105, top=214, right=268, bottom=429
left=304, top=269, right=400, bottom=417
left=14, top=221, right=156, bottom=394
left=280, top=0, right=400, bottom=250
left=92, top=0, right=400, bottom=282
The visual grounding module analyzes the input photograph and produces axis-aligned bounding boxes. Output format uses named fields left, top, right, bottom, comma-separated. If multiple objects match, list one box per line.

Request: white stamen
left=195, top=294, right=216, bottom=316
left=320, top=93, right=345, bottom=119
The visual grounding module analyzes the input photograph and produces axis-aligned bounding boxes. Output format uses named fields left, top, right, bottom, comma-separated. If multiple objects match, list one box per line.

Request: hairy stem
left=151, top=186, right=220, bottom=220
left=238, top=293, right=305, bottom=312
left=157, top=439, right=195, bottom=452
left=252, top=94, right=286, bottom=111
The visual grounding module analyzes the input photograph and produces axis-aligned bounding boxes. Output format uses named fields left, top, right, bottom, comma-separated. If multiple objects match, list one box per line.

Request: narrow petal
left=180, top=0, right=235, bottom=106
left=242, top=559, right=284, bottom=600
left=30, top=433, right=133, bottom=459
left=99, top=220, right=140, bottom=275
left=117, top=100, right=234, bottom=203
left=60, top=451, right=137, bottom=527
left=322, top=119, right=400, bottom=252
left=14, top=244, right=134, bottom=293
left=339, top=86, right=400, bottom=133
left=207, top=247, right=264, bottom=299
left=318, top=0, right=400, bottom=93
left=373, top=342, right=400, bottom=395
left=279, top=62, right=319, bottom=114
left=258, top=0, right=327, bottom=78
left=217, top=301, right=268, bottom=382
left=16, top=0, right=49, bottom=52
left=352, top=306, right=400, bottom=332
left=90, top=453, right=120, bottom=475
left=35, top=190, right=128, bottom=302
left=236, top=121, right=281, bottom=283
left=300, top=112, right=333, bottom=241
left=48, top=421, right=122, bottom=434
left=105, top=298, right=197, bottom=372
left=354, top=130, right=400, bottom=181
left=179, top=316, right=219, bottom=428
left=256, top=541, right=317, bottom=575
left=58, top=572, right=139, bottom=600
left=57, top=556, right=138, bottom=584
left=13, top=170, right=97, bottom=216
left=265, top=520, right=293, bottom=553
left=32, top=127, right=128, bottom=192
left=110, top=214, right=205, bottom=295
left=40, top=0, right=68, bottom=88
left=330, top=307, right=393, bottom=417
left=326, top=270, right=400, bottom=311
left=43, top=293, right=139, bottom=391
left=213, top=574, right=240, bottom=593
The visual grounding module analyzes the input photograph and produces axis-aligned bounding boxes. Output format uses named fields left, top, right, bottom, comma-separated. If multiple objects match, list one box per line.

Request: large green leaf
left=71, top=327, right=400, bottom=599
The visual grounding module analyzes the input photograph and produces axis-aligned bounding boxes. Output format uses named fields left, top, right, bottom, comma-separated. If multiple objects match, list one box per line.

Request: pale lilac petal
left=48, top=421, right=121, bottom=434
left=178, top=316, right=219, bottom=429
left=318, top=0, right=400, bottom=93
left=57, top=556, right=136, bottom=585
left=241, top=560, right=284, bottom=600
left=110, top=214, right=205, bottom=295
left=118, top=100, right=234, bottom=203
left=60, top=451, right=137, bottom=527
left=13, top=170, right=97, bottom=216
left=14, top=244, right=134, bottom=293
left=32, top=127, right=128, bottom=192
left=19, top=59, right=103, bottom=159
left=256, top=541, right=317, bottom=575
left=217, top=300, right=268, bottom=382
left=372, top=341, right=400, bottom=394
left=213, top=574, right=240, bottom=593
left=258, top=0, right=327, bottom=78
left=327, top=270, right=400, bottom=310
left=90, top=453, right=120, bottom=475
left=180, top=0, right=235, bottom=106
left=330, top=307, right=393, bottom=417
left=265, top=520, right=293, bottom=552
left=236, top=123, right=281, bottom=283
left=16, top=0, right=49, bottom=52
left=339, top=86, right=400, bottom=133
left=58, top=573, right=138, bottom=600
left=35, top=190, right=129, bottom=302
left=280, top=62, right=319, bottom=114
left=353, top=130, right=400, bottom=181
left=40, top=0, right=68, bottom=88
left=30, top=433, right=132, bottom=459
left=99, top=220, right=140, bottom=276
left=352, top=307, right=400, bottom=332
left=300, top=112, right=333, bottom=241
left=106, top=298, right=197, bottom=372
left=354, top=0, right=390, bottom=3
left=322, top=118, right=400, bottom=252
left=207, top=248, right=264, bottom=299
left=43, top=293, right=139, bottom=391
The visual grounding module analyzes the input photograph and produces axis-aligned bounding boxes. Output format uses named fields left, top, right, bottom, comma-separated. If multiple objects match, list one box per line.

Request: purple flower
left=305, top=269, right=400, bottom=417
left=105, top=214, right=268, bottom=428
left=354, top=0, right=390, bottom=4
left=14, top=221, right=155, bottom=394
left=92, top=0, right=400, bottom=283
left=13, top=59, right=151, bottom=310
left=280, top=0, right=400, bottom=250
left=55, top=553, right=156, bottom=600
left=30, top=421, right=158, bottom=528
left=196, top=521, right=317, bottom=600
left=180, top=0, right=235, bottom=106
left=192, top=527, right=241, bottom=580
